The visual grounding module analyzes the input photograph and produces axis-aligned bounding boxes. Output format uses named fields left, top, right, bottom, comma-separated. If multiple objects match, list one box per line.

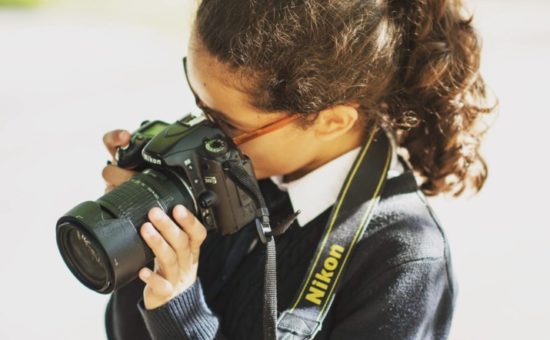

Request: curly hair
left=194, top=0, right=497, bottom=197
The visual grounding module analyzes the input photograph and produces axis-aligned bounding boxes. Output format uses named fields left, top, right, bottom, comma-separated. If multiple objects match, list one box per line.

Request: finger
left=102, top=129, right=131, bottom=159
left=138, top=267, right=173, bottom=298
left=104, top=184, right=115, bottom=194
left=102, top=165, right=135, bottom=187
left=141, top=222, right=180, bottom=282
left=172, top=205, right=207, bottom=262
left=148, top=207, right=190, bottom=264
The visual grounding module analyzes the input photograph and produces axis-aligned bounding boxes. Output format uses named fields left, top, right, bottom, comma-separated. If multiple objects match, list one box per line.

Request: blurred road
left=0, top=1, right=548, bottom=339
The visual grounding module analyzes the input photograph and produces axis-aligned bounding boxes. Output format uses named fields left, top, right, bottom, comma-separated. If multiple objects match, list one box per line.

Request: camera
left=56, top=114, right=263, bottom=294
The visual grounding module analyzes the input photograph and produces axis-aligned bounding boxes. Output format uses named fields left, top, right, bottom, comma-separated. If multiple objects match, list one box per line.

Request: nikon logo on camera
left=305, top=244, right=345, bottom=305
left=143, top=153, right=162, bottom=165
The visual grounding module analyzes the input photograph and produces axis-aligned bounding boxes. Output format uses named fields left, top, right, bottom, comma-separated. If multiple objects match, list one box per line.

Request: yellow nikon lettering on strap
left=305, top=244, right=345, bottom=305
left=280, top=127, right=392, bottom=337
left=290, top=127, right=377, bottom=312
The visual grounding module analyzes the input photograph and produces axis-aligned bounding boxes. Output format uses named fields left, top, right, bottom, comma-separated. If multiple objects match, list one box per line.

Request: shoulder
left=327, top=171, right=458, bottom=338
left=341, top=171, right=457, bottom=294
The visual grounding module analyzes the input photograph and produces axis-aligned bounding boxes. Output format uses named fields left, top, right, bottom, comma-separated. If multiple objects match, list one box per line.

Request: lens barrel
left=56, top=169, right=195, bottom=293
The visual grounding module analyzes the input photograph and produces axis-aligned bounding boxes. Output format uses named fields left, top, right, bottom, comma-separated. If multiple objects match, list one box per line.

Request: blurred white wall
left=0, top=1, right=548, bottom=339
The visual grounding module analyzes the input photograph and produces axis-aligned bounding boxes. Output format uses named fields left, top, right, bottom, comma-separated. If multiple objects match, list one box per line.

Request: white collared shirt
left=270, top=142, right=400, bottom=227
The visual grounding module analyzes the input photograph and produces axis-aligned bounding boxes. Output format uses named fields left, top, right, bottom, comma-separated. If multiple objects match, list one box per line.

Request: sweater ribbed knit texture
left=137, top=279, right=219, bottom=339
left=106, top=169, right=457, bottom=340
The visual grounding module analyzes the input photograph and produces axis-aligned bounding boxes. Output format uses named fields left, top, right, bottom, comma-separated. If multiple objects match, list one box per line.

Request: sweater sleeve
left=328, top=256, right=456, bottom=340
left=137, top=278, right=227, bottom=340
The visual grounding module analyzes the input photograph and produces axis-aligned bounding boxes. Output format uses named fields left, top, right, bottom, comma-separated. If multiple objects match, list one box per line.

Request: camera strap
left=224, top=159, right=279, bottom=340
left=276, top=126, right=393, bottom=340
left=222, top=124, right=392, bottom=340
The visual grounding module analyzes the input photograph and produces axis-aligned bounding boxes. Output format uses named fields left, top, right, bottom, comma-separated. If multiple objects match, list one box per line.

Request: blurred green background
left=0, top=0, right=42, bottom=6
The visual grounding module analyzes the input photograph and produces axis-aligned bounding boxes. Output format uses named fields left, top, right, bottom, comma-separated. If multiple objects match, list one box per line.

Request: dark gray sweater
left=105, top=167, right=457, bottom=340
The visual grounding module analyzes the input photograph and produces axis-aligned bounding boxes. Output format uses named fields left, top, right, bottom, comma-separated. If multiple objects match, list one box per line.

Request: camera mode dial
left=204, top=138, right=228, bottom=157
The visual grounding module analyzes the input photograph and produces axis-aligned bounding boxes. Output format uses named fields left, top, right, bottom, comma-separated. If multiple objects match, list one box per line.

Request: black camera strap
left=275, top=126, right=393, bottom=340
left=224, top=160, right=279, bottom=340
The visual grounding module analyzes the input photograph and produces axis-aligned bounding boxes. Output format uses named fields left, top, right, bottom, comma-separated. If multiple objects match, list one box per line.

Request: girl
left=102, top=0, right=495, bottom=339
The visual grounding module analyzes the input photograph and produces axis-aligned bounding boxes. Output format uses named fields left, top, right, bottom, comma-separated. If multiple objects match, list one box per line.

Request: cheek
left=248, top=150, right=296, bottom=179
left=239, top=129, right=316, bottom=179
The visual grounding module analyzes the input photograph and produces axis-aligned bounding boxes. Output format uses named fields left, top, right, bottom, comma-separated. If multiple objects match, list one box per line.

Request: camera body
left=121, top=114, right=258, bottom=233
left=115, top=120, right=169, bottom=172
left=56, top=114, right=261, bottom=293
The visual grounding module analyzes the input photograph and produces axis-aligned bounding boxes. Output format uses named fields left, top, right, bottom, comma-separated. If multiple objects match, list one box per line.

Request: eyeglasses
left=182, top=57, right=300, bottom=146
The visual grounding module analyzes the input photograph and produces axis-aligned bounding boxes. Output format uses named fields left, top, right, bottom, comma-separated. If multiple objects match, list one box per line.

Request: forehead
left=186, top=45, right=259, bottom=114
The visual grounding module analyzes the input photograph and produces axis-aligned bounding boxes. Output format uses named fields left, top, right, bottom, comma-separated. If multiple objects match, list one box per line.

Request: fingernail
left=151, top=208, right=163, bottom=220
left=140, top=269, right=151, bottom=279
left=143, top=223, right=155, bottom=236
left=176, top=205, right=188, bottom=218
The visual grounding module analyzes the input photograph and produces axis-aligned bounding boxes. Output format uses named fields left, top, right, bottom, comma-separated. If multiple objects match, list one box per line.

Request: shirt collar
left=269, top=147, right=361, bottom=227
left=269, top=138, right=400, bottom=227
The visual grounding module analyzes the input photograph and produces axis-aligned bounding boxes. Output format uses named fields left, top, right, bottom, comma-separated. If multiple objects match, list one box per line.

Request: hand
left=101, top=129, right=136, bottom=193
left=138, top=205, right=208, bottom=310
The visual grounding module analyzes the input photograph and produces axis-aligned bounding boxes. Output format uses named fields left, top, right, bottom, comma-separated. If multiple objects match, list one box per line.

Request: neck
left=283, top=128, right=365, bottom=183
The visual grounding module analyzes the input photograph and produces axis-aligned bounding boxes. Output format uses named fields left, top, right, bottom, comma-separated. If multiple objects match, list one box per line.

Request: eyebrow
left=196, top=97, right=249, bottom=130
left=195, top=97, right=231, bottom=121
left=186, top=78, right=239, bottom=124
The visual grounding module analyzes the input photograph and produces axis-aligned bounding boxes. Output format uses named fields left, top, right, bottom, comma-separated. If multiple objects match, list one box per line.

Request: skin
left=101, top=32, right=366, bottom=310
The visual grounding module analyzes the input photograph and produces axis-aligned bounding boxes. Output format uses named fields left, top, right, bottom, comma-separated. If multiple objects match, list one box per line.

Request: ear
left=312, top=104, right=360, bottom=141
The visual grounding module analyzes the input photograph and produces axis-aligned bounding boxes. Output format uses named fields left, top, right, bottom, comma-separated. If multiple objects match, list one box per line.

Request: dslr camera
left=56, top=114, right=267, bottom=293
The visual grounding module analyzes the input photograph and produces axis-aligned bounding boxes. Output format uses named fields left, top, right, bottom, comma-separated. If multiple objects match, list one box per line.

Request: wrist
left=144, top=271, right=198, bottom=310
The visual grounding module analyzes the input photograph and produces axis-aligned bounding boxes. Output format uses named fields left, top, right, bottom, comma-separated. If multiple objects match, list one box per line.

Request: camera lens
left=56, top=169, right=196, bottom=293
left=59, top=223, right=110, bottom=291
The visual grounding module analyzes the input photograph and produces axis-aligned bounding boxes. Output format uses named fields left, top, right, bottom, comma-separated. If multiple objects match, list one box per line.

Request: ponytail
left=381, top=0, right=497, bottom=196
left=196, top=0, right=497, bottom=197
